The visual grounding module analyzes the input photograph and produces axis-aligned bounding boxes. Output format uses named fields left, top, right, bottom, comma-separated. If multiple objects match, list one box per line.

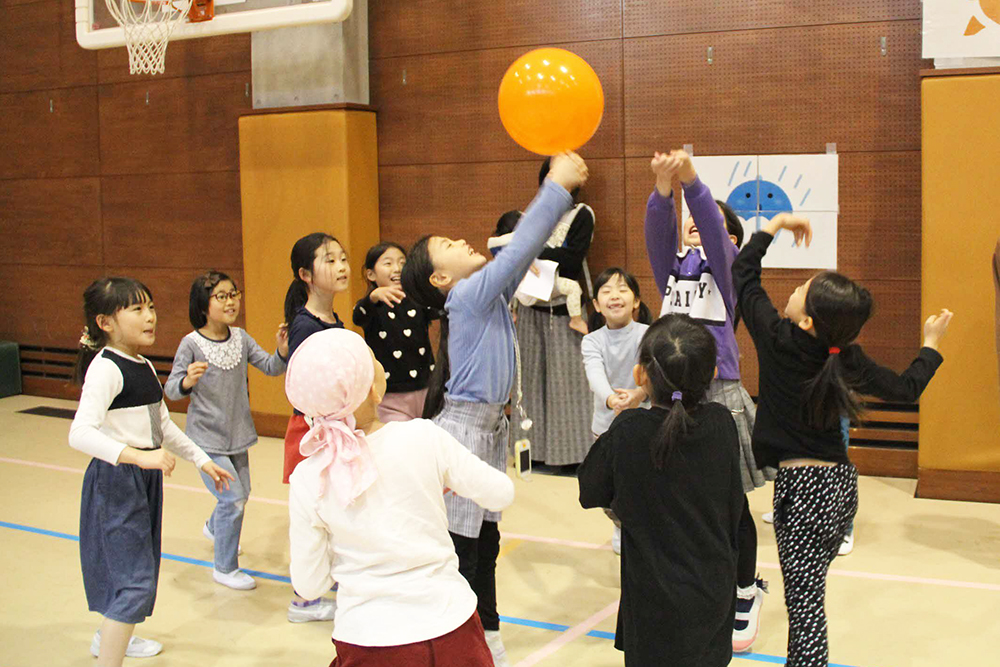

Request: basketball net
left=104, top=0, right=191, bottom=75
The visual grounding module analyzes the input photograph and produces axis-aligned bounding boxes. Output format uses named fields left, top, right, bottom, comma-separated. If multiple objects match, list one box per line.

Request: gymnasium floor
left=1, top=394, right=997, bottom=666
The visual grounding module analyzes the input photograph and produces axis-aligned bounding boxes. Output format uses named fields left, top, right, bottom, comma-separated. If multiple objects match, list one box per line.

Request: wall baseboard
left=917, top=468, right=1000, bottom=504
left=849, top=446, right=917, bottom=479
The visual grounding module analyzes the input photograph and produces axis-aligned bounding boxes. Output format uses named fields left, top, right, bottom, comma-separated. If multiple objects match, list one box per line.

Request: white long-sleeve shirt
left=69, top=346, right=212, bottom=468
left=289, top=418, right=515, bottom=647
left=581, top=320, right=651, bottom=436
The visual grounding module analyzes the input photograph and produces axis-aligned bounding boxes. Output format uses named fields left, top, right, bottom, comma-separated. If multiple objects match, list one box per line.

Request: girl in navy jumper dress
left=69, top=277, right=232, bottom=666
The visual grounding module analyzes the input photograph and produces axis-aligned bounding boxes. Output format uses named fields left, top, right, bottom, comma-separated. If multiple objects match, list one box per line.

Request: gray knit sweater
left=164, top=327, right=286, bottom=455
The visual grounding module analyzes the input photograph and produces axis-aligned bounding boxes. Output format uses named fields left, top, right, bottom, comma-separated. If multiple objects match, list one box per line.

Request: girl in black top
left=579, top=314, right=744, bottom=667
left=732, top=213, right=953, bottom=666
left=353, top=242, right=436, bottom=422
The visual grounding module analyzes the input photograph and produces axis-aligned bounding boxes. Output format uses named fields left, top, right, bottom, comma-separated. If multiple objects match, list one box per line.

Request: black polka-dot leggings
left=773, top=463, right=858, bottom=667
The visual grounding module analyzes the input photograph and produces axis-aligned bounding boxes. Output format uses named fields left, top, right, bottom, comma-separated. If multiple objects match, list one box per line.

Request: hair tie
left=671, top=390, right=683, bottom=402
left=79, top=326, right=99, bottom=351
left=828, top=347, right=841, bottom=355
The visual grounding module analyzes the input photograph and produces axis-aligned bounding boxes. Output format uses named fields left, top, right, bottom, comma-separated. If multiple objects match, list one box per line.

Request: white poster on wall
left=923, top=0, right=1000, bottom=58
left=681, top=154, right=838, bottom=270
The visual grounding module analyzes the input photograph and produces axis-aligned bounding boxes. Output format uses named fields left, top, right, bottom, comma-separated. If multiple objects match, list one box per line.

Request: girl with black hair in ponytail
left=733, top=213, right=953, bottom=666
left=402, top=152, right=589, bottom=667
left=578, top=314, right=745, bottom=667
left=281, top=233, right=350, bottom=623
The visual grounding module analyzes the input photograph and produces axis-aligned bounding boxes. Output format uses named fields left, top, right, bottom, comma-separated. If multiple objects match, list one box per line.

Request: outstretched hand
left=763, top=213, right=812, bottom=247
left=922, top=309, right=954, bottom=351
left=201, top=461, right=235, bottom=492
left=547, top=152, right=589, bottom=192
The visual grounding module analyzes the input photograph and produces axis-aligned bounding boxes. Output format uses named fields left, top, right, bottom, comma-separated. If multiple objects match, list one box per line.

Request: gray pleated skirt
left=706, top=379, right=775, bottom=493
left=511, top=306, right=594, bottom=466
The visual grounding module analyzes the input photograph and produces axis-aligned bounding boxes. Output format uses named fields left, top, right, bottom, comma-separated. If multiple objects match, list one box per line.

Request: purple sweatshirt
left=644, top=177, right=741, bottom=380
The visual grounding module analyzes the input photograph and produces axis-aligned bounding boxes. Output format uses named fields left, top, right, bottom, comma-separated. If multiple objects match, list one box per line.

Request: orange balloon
left=498, top=48, right=604, bottom=156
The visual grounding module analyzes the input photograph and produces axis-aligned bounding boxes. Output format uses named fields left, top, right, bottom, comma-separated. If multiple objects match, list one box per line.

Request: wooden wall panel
left=105, top=266, right=246, bottom=357
left=97, top=34, right=251, bottom=84
left=0, top=264, right=105, bottom=347
left=102, top=172, right=243, bottom=270
left=370, top=0, right=622, bottom=59
left=0, top=0, right=96, bottom=93
left=623, top=21, right=926, bottom=156
left=98, top=72, right=251, bottom=175
left=0, top=87, right=100, bottom=179
left=371, top=39, right=623, bottom=165
left=378, top=158, right=626, bottom=274
left=624, top=0, right=920, bottom=38
left=0, top=178, right=103, bottom=266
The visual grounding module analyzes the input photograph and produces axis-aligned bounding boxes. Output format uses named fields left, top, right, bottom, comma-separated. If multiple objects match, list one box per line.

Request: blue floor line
left=1, top=519, right=862, bottom=666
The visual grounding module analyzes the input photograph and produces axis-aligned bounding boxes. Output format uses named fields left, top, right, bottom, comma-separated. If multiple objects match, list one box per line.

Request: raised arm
left=852, top=310, right=951, bottom=401
left=682, top=174, right=737, bottom=316
left=456, top=153, right=587, bottom=310
left=644, top=152, right=680, bottom=296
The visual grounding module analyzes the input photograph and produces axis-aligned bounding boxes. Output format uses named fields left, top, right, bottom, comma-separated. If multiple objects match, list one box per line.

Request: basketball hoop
left=104, top=0, right=192, bottom=75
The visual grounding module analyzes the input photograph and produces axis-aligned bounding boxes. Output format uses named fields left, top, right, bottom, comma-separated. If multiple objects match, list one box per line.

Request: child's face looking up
left=428, top=236, right=487, bottom=289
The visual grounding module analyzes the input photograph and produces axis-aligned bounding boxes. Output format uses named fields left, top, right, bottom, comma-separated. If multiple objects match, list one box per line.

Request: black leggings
left=451, top=520, right=501, bottom=631
left=737, top=495, right=757, bottom=589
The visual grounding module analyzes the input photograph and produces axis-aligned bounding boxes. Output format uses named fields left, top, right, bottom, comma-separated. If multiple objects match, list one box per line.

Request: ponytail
left=73, top=277, right=153, bottom=384
left=637, top=314, right=717, bottom=470
left=800, top=272, right=874, bottom=429
left=285, top=233, right=338, bottom=325
left=401, top=235, right=451, bottom=419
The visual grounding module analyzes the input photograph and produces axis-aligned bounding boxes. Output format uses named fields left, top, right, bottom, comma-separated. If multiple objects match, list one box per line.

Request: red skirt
left=330, top=612, right=493, bottom=667
left=283, top=414, right=310, bottom=484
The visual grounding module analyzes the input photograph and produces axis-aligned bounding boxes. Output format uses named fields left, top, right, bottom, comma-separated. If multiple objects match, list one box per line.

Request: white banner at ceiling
left=923, top=0, right=1000, bottom=58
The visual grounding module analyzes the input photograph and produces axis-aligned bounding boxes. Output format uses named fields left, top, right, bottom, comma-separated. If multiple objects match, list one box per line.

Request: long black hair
left=73, top=277, right=154, bottom=384
left=401, top=236, right=450, bottom=419
left=588, top=267, right=653, bottom=331
left=638, top=314, right=718, bottom=469
left=801, top=271, right=874, bottom=429
left=189, top=270, right=236, bottom=329
left=284, top=233, right=339, bottom=325
left=362, top=242, right=407, bottom=292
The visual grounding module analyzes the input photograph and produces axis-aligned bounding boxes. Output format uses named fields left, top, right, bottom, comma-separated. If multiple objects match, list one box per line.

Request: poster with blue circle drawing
left=681, top=154, right=839, bottom=270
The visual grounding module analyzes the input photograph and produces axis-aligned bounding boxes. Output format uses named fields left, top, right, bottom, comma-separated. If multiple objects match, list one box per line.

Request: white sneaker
left=202, top=522, right=243, bottom=555
left=732, top=578, right=767, bottom=653
left=611, top=524, right=622, bottom=555
left=90, top=631, right=163, bottom=658
left=762, top=511, right=774, bottom=524
left=838, top=531, right=855, bottom=556
left=484, top=630, right=511, bottom=667
left=287, top=597, right=337, bottom=623
left=213, top=568, right=256, bottom=590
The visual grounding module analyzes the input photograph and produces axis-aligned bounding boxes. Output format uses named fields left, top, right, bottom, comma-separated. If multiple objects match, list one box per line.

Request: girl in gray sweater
left=165, top=271, right=288, bottom=590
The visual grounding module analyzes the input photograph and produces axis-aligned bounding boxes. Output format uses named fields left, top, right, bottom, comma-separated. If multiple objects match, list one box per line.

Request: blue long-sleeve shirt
left=445, top=180, right=573, bottom=403
left=644, top=177, right=742, bottom=380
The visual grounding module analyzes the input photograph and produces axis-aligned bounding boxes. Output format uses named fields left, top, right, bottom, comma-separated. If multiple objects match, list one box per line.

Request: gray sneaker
left=90, top=631, right=163, bottom=658
left=287, top=597, right=337, bottom=623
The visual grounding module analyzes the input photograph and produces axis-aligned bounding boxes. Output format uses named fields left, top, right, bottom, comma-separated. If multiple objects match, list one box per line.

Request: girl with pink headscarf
left=286, top=329, right=514, bottom=666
